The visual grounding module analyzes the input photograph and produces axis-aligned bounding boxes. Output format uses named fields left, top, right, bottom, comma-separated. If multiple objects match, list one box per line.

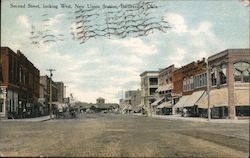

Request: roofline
left=208, top=48, right=250, bottom=62
left=159, top=64, right=176, bottom=72
left=140, top=71, right=159, bottom=76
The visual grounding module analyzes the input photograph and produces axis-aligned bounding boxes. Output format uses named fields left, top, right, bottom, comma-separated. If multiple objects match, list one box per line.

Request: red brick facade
left=0, top=47, right=40, bottom=118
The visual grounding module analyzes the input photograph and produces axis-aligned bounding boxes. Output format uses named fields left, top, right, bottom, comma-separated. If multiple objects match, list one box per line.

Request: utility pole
left=46, top=69, right=56, bottom=119
left=206, top=61, right=211, bottom=121
left=64, top=85, right=67, bottom=98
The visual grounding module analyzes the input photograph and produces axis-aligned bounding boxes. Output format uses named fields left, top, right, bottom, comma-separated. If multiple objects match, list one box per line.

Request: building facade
left=140, top=71, right=159, bottom=115
left=173, top=58, right=207, bottom=116
left=123, top=90, right=141, bottom=113
left=204, top=49, right=250, bottom=119
left=152, top=65, right=177, bottom=115
left=55, top=82, right=64, bottom=103
left=39, top=75, right=59, bottom=115
left=0, top=47, right=40, bottom=119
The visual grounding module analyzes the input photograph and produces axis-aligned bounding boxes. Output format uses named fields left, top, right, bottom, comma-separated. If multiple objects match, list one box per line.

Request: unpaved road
left=0, top=114, right=249, bottom=157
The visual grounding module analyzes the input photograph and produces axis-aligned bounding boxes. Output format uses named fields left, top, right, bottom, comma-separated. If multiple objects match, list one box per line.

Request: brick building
left=140, top=71, right=159, bottom=115
left=173, top=58, right=207, bottom=116
left=152, top=65, right=177, bottom=115
left=0, top=47, right=40, bottom=119
left=39, top=75, right=59, bottom=115
left=55, top=82, right=64, bottom=103
left=197, top=49, right=250, bottom=119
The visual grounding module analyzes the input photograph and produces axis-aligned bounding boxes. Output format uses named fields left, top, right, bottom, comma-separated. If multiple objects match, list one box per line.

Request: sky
left=1, top=0, right=249, bottom=103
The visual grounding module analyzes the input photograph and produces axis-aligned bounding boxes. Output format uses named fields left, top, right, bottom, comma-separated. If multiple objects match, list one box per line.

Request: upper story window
left=211, top=67, right=217, bottom=86
left=149, top=88, right=157, bottom=95
left=194, top=73, right=207, bottom=88
left=219, top=64, right=227, bottom=85
left=234, top=62, right=250, bottom=83
left=183, top=77, right=194, bottom=92
left=149, top=78, right=158, bottom=86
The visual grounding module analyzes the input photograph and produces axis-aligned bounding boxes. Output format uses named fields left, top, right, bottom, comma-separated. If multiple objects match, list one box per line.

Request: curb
left=0, top=116, right=51, bottom=122
left=132, top=114, right=249, bottom=124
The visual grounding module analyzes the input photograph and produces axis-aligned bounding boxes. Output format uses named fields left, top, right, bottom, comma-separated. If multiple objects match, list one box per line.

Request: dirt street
left=0, top=113, right=249, bottom=157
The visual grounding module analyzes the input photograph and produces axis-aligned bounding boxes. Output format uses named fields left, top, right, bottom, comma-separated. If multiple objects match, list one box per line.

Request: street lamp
left=46, top=69, right=56, bottom=119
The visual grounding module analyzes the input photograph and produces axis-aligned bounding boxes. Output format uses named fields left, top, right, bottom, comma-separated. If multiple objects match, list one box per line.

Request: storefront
left=0, top=86, right=7, bottom=119
left=156, top=101, right=172, bottom=115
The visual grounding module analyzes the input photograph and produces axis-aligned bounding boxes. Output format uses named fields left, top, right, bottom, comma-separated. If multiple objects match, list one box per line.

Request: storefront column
left=227, top=63, right=236, bottom=119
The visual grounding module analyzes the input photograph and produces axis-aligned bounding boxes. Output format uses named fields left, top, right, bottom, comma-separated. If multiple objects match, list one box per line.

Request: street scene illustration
left=0, top=0, right=249, bottom=157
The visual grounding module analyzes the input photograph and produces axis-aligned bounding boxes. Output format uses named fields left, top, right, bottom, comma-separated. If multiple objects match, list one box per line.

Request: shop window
left=0, top=99, right=3, bottom=112
left=234, top=62, right=250, bottom=83
left=219, top=64, right=227, bottom=85
left=236, top=106, right=250, bottom=116
left=211, top=67, right=217, bottom=86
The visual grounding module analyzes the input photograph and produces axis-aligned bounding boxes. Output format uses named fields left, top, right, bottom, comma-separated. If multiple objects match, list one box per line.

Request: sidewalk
left=0, top=115, right=51, bottom=122
left=134, top=114, right=249, bottom=124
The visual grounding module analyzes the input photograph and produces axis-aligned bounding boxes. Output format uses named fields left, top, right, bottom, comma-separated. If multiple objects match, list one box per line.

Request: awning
left=235, top=89, right=250, bottom=106
left=156, top=84, right=173, bottom=92
left=197, top=88, right=228, bottom=109
left=151, top=97, right=165, bottom=106
left=38, top=101, right=46, bottom=107
left=133, top=105, right=143, bottom=112
left=122, top=104, right=131, bottom=111
left=174, top=95, right=190, bottom=108
left=157, top=101, right=172, bottom=109
left=183, top=90, right=205, bottom=107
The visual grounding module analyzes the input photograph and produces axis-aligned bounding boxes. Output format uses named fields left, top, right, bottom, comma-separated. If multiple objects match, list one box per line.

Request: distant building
left=140, top=71, right=159, bottom=115
left=96, top=97, right=105, bottom=104
left=0, top=47, right=40, bottom=119
left=79, top=97, right=119, bottom=112
left=123, top=90, right=141, bottom=113
left=55, top=82, right=64, bottom=103
left=39, top=75, right=50, bottom=115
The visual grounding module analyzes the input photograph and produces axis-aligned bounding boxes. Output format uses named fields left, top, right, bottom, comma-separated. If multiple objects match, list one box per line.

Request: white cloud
left=17, top=15, right=30, bottom=29
left=166, top=13, right=187, bottom=35
left=189, top=21, right=225, bottom=50
left=241, top=0, right=250, bottom=6
left=109, top=38, right=157, bottom=55
left=42, top=13, right=65, bottom=27
left=167, top=47, right=187, bottom=67
left=190, top=21, right=215, bottom=40
left=196, top=51, right=208, bottom=59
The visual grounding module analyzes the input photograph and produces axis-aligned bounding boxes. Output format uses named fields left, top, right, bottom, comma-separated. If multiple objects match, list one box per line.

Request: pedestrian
left=23, top=108, right=26, bottom=118
left=183, top=108, right=187, bottom=117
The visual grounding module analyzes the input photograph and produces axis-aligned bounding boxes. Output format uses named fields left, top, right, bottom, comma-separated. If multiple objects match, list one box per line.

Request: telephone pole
left=206, top=61, right=211, bottom=121
left=46, top=69, right=56, bottom=119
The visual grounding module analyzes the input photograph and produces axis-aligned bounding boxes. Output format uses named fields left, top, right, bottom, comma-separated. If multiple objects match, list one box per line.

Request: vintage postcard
left=0, top=0, right=249, bottom=157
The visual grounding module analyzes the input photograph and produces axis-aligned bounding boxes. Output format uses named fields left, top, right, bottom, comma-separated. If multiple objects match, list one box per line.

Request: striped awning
left=174, top=95, right=190, bottom=108
left=157, top=101, right=172, bottom=109
left=183, top=90, right=205, bottom=108
left=197, top=88, right=228, bottom=109
left=151, top=97, right=165, bottom=106
left=156, top=84, right=173, bottom=92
